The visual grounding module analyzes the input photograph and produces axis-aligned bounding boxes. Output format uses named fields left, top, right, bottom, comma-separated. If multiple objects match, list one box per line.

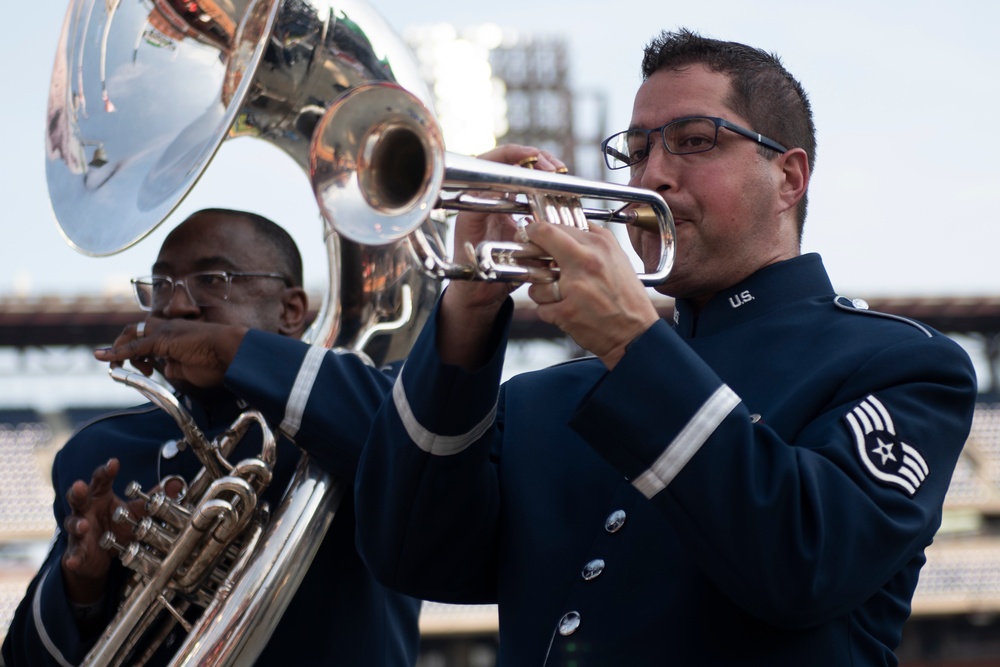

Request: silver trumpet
left=310, top=82, right=676, bottom=286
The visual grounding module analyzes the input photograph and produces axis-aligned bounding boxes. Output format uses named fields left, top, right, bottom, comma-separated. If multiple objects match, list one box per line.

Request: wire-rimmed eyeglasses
left=601, top=116, right=788, bottom=170
left=131, top=271, right=291, bottom=311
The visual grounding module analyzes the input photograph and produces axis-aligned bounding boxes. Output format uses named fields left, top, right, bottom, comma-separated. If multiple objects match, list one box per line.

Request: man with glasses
left=3, top=208, right=421, bottom=666
left=354, top=29, right=977, bottom=665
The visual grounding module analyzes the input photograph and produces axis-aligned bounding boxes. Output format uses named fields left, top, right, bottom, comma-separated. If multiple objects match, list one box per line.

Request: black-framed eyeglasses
left=131, top=271, right=291, bottom=311
left=601, top=116, right=789, bottom=170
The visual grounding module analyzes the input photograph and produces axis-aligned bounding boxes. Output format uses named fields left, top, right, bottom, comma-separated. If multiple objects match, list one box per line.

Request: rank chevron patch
left=844, top=395, right=929, bottom=496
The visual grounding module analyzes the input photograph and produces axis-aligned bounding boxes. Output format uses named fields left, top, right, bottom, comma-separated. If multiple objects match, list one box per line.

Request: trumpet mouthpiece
left=621, top=205, right=660, bottom=233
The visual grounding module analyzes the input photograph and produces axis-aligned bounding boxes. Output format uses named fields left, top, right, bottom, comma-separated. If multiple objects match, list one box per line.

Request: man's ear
left=278, top=287, right=309, bottom=337
left=777, top=147, right=809, bottom=214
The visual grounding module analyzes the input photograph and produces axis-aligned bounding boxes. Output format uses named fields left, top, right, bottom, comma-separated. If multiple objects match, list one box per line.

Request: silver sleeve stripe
left=391, top=371, right=497, bottom=456
left=633, top=385, right=741, bottom=499
left=280, top=345, right=327, bottom=439
left=32, top=567, right=75, bottom=667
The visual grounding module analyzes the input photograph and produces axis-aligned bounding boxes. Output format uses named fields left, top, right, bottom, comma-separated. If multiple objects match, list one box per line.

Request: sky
left=0, top=1, right=997, bottom=409
left=2, top=0, right=998, bottom=302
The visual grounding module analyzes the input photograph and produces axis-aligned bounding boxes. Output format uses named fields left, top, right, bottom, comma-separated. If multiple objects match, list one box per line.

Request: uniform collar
left=672, top=253, right=834, bottom=338
left=179, top=388, right=248, bottom=429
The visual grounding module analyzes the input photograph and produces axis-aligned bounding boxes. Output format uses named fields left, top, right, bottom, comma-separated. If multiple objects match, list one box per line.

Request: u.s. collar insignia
left=845, top=395, right=928, bottom=496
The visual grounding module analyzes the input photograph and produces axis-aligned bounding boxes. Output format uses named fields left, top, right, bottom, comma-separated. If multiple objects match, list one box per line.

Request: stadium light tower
left=401, top=23, right=607, bottom=179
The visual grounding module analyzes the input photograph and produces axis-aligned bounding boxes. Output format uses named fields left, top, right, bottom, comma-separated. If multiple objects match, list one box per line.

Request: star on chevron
left=872, top=437, right=897, bottom=465
left=846, top=395, right=929, bottom=496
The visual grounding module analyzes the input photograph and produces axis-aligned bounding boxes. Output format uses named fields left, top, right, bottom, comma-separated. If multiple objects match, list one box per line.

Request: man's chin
left=651, top=268, right=691, bottom=300
left=652, top=279, right=681, bottom=298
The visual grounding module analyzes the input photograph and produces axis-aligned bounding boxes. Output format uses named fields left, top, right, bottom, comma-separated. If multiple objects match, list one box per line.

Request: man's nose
left=160, top=281, right=200, bottom=317
left=635, top=140, right=677, bottom=192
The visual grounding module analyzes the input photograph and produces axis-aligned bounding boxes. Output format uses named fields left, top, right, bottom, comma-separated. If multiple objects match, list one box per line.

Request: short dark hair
left=196, top=208, right=304, bottom=287
left=641, top=29, right=816, bottom=234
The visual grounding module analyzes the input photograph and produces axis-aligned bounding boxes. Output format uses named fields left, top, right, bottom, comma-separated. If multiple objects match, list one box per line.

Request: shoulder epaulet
left=833, top=296, right=933, bottom=338
left=69, top=403, right=162, bottom=437
left=550, top=355, right=595, bottom=369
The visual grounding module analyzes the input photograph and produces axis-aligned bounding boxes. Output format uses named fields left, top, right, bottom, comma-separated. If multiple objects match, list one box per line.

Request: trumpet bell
left=311, top=82, right=446, bottom=246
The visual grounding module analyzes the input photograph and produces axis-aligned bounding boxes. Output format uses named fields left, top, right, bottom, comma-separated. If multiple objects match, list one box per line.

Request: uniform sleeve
left=224, top=329, right=398, bottom=476
left=570, top=318, right=978, bottom=627
left=1, top=451, right=118, bottom=667
left=354, top=296, right=514, bottom=603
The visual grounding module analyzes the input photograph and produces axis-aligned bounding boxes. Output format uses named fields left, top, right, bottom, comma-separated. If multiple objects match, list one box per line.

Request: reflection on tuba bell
left=45, top=0, right=441, bottom=665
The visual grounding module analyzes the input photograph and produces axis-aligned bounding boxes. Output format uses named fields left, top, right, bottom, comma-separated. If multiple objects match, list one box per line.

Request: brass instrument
left=46, top=0, right=439, bottom=665
left=91, top=369, right=304, bottom=665
left=310, top=81, right=676, bottom=285
left=45, top=0, right=675, bottom=663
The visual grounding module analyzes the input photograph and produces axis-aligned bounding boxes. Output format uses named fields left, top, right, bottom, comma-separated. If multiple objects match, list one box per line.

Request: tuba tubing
left=170, top=458, right=343, bottom=666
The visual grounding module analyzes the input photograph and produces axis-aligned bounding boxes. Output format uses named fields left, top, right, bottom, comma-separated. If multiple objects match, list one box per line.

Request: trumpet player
left=354, top=29, right=977, bottom=666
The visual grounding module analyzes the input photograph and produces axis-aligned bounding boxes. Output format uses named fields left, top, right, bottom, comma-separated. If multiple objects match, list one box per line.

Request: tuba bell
left=46, top=0, right=440, bottom=664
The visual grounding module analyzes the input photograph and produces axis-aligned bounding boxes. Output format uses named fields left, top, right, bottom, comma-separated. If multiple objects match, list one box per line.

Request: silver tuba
left=46, top=0, right=440, bottom=665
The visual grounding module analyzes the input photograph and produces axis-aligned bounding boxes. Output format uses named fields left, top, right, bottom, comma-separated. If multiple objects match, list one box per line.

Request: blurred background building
left=2, top=20, right=1000, bottom=667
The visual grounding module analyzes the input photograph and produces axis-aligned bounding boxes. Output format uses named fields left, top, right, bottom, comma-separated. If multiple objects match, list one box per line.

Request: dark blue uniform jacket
left=355, top=254, right=977, bottom=666
left=3, top=331, right=420, bottom=666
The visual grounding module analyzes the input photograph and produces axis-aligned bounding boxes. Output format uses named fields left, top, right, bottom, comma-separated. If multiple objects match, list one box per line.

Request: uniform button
left=582, top=558, right=605, bottom=581
left=605, top=509, right=626, bottom=533
left=852, top=298, right=870, bottom=310
left=161, top=439, right=180, bottom=459
left=558, top=611, right=581, bottom=636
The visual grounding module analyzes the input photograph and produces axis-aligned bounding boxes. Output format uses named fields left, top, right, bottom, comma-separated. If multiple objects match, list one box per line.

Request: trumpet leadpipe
left=442, top=194, right=661, bottom=232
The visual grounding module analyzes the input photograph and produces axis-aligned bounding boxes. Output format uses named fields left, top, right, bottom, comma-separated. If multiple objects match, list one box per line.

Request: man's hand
left=61, top=458, right=134, bottom=604
left=523, top=219, right=660, bottom=370
left=439, top=144, right=567, bottom=370
left=93, top=319, right=248, bottom=388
